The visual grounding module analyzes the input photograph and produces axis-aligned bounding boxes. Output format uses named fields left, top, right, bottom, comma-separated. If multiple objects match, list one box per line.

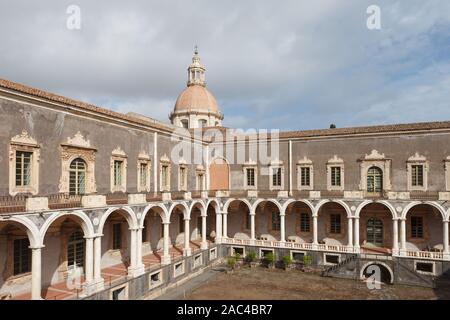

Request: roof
left=173, top=84, right=220, bottom=115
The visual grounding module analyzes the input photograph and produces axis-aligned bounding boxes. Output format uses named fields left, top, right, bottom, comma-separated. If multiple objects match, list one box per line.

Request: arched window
left=367, top=166, right=383, bottom=193
left=271, top=212, right=280, bottom=231
left=181, top=119, right=189, bottom=129
left=67, top=231, right=84, bottom=270
left=198, top=119, right=207, bottom=128
left=69, top=158, right=86, bottom=195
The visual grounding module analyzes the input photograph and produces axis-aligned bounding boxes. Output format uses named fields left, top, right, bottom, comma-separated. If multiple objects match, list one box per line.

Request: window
left=179, top=166, right=187, bottom=191
left=272, top=167, right=282, bottom=187
left=13, top=238, right=31, bottom=275
left=10, top=131, right=40, bottom=196
left=67, top=231, right=84, bottom=269
left=69, top=158, right=86, bottom=195
left=300, top=213, right=310, bottom=232
left=367, top=166, right=383, bottom=193
left=330, top=214, right=341, bottom=234
left=139, top=163, right=147, bottom=188
left=15, top=151, right=32, bottom=187
left=114, top=160, right=123, bottom=187
left=112, top=223, right=122, bottom=250
left=411, top=165, right=424, bottom=187
left=330, top=167, right=341, bottom=186
left=196, top=173, right=204, bottom=191
left=160, top=163, right=170, bottom=191
left=246, top=168, right=255, bottom=187
left=181, top=120, right=189, bottom=129
left=271, top=212, right=281, bottom=231
left=198, top=119, right=207, bottom=128
left=366, top=218, right=383, bottom=247
left=411, top=216, right=423, bottom=238
left=300, top=167, right=310, bottom=187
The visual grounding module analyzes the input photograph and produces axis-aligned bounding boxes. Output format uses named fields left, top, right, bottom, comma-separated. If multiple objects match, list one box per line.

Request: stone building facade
left=0, top=50, right=449, bottom=300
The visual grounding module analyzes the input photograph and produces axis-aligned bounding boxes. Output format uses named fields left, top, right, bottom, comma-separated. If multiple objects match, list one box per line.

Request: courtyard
left=180, top=267, right=450, bottom=300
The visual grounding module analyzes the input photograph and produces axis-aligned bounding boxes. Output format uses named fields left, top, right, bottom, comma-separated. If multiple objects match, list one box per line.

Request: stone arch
left=360, top=261, right=394, bottom=284
left=141, top=203, right=168, bottom=226
left=190, top=200, right=206, bottom=217
left=315, top=199, right=351, bottom=218
left=40, top=210, right=95, bottom=240
left=355, top=200, right=397, bottom=219
left=168, top=202, right=190, bottom=220
left=251, top=199, right=282, bottom=214
left=3, top=216, right=41, bottom=248
left=282, top=199, right=315, bottom=215
left=223, top=198, right=251, bottom=213
left=206, top=198, right=221, bottom=212
left=98, top=206, right=138, bottom=235
left=401, top=201, right=446, bottom=221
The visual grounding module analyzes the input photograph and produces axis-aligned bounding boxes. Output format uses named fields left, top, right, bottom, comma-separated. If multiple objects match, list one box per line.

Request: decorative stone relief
left=66, top=132, right=91, bottom=148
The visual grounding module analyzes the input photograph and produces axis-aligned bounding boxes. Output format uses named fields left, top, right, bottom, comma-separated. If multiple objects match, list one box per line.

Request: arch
left=315, top=199, right=351, bottom=218
left=168, top=202, right=190, bottom=221
left=40, top=210, right=95, bottom=241
left=401, top=201, right=446, bottom=221
left=360, top=261, right=394, bottom=284
left=189, top=200, right=206, bottom=217
left=6, top=216, right=41, bottom=248
left=282, top=199, right=315, bottom=215
left=223, top=198, right=252, bottom=213
left=141, top=203, right=168, bottom=226
left=355, top=200, right=397, bottom=219
left=98, top=206, right=138, bottom=235
left=251, top=199, right=282, bottom=214
left=209, top=156, right=230, bottom=191
left=206, top=198, right=221, bottom=212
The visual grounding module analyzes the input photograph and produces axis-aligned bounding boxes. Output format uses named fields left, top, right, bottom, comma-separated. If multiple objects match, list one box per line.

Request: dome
left=173, top=85, right=220, bottom=115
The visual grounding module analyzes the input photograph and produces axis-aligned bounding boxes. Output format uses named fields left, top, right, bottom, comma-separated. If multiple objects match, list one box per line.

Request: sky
left=0, top=0, right=449, bottom=131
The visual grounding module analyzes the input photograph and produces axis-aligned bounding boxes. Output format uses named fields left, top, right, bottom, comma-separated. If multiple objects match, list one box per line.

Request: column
left=354, top=217, right=360, bottom=250
left=184, top=218, right=192, bottom=256
left=31, top=246, right=42, bottom=300
left=400, top=219, right=407, bottom=253
left=200, top=215, right=208, bottom=250
left=347, top=218, right=353, bottom=248
left=392, top=219, right=399, bottom=254
left=443, top=221, right=449, bottom=255
left=280, top=214, right=286, bottom=242
left=93, top=236, right=104, bottom=289
left=84, top=238, right=94, bottom=284
left=161, top=223, right=171, bottom=265
left=127, top=228, right=138, bottom=276
left=312, top=215, right=318, bottom=245
left=215, top=212, right=222, bottom=244
left=250, top=212, right=256, bottom=240
left=222, top=213, right=228, bottom=239
left=136, top=228, right=144, bottom=272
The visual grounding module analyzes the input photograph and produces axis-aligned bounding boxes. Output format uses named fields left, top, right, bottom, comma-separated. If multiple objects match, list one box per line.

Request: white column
left=215, top=212, right=222, bottom=244
left=354, top=218, right=360, bottom=250
left=222, top=213, right=228, bottom=239
left=31, top=246, right=42, bottom=300
left=250, top=212, right=256, bottom=240
left=347, top=218, right=353, bottom=247
left=84, top=238, right=94, bottom=284
left=153, top=132, right=158, bottom=193
left=312, top=215, right=318, bottom=245
left=392, top=220, right=399, bottom=254
left=127, top=229, right=138, bottom=276
left=443, top=221, right=449, bottom=255
left=200, top=215, right=208, bottom=250
left=400, top=219, right=407, bottom=253
left=184, top=219, right=192, bottom=256
left=93, top=236, right=104, bottom=288
left=280, top=214, right=286, bottom=242
left=161, top=223, right=171, bottom=265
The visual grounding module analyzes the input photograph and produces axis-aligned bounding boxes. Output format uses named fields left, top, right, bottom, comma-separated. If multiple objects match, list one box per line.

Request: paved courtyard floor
left=179, top=267, right=450, bottom=300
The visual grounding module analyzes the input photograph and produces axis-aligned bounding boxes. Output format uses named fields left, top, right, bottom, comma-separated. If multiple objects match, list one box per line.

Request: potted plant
left=227, top=256, right=237, bottom=273
left=264, top=252, right=275, bottom=269
left=246, top=251, right=258, bottom=268
left=282, top=255, right=293, bottom=271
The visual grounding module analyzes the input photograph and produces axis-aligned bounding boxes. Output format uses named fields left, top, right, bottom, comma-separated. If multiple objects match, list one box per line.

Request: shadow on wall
left=433, top=266, right=450, bottom=300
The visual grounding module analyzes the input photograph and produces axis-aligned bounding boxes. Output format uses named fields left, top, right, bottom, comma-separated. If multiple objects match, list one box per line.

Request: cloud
left=0, top=0, right=449, bottom=130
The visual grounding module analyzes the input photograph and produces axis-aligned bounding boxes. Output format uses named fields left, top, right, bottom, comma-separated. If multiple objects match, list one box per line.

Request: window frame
left=269, top=161, right=284, bottom=191
left=327, top=156, right=344, bottom=191
left=407, top=153, right=428, bottom=192
left=110, top=147, right=127, bottom=193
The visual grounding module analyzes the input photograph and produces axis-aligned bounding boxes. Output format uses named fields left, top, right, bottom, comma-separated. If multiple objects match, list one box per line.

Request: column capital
left=29, top=245, right=45, bottom=250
